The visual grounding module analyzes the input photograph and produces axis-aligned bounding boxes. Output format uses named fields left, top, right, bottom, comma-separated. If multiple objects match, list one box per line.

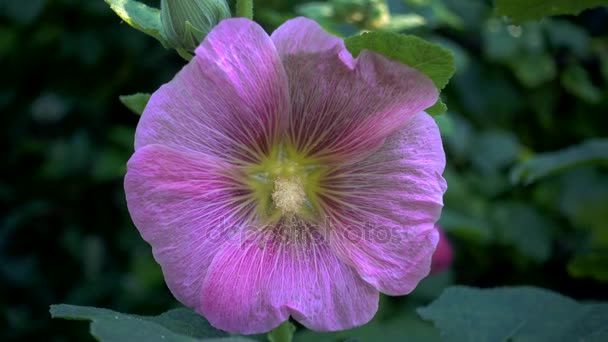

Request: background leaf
left=418, top=286, right=608, bottom=342
left=510, top=139, right=608, bottom=185
left=495, top=0, right=608, bottom=24
left=568, top=251, right=608, bottom=282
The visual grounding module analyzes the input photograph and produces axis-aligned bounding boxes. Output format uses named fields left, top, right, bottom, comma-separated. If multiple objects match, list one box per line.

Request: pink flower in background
left=124, top=17, right=446, bottom=334
left=430, top=227, right=453, bottom=274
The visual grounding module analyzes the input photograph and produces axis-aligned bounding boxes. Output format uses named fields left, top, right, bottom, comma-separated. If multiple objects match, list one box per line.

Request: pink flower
left=430, top=226, right=453, bottom=274
left=124, top=17, right=446, bottom=334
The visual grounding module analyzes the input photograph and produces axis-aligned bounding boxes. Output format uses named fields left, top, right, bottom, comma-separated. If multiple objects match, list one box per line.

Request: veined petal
left=273, top=18, right=438, bottom=162
left=136, top=18, right=289, bottom=165
left=200, top=234, right=379, bottom=334
left=124, top=144, right=254, bottom=309
left=322, top=112, right=447, bottom=295
left=271, top=17, right=354, bottom=67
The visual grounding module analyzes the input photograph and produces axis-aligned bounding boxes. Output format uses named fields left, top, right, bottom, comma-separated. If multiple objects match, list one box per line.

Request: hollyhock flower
left=124, top=17, right=447, bottom=334
left=430, top=226, right=453, bottom=274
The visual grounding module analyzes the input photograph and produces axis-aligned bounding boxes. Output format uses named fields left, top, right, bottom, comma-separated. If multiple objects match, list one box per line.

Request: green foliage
left=295, top=312, right=440, bottom=342
left=495, top=0, right=608, bottom=24
left=345, top=31, right=455, bottom=115
left=0, top=0, right=46, bottom=25
left=511, top=139, right=608, bottom=185
left=5, top=0, right=608, bottom=341
left=120, top=93, right=151, bottom=115
left=267, top=320, right=296, bottom=342
left=568, top=252, right=608, bottom=282
left=50, top=305, right=253, bottom=342
left=418, top=286, right=608, bottom=341
left=105, top=0, right=167, bottom=45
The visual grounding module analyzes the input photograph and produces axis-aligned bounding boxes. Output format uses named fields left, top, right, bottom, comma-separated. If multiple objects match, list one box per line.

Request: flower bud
left=430, top=226, right=453, bottom=274
left=161, top=0, right=231, bottom=53
left=331, top=0, right=391, bottom=30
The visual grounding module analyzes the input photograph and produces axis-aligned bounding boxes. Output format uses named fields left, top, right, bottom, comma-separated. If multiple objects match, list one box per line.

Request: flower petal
left=322, top=112, right=447, bottom=295
left=136, top=18, right=289, bottom=164
left=124, top=144, right=254, bottom=309
left=277, top=26, right=438, bottom=161
left=200, top=235, right=379, bottom=334
left=271, top=17, right=354, bottom=67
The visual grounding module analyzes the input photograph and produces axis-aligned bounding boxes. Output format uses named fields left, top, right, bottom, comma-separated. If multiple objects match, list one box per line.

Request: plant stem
left=267, top=320, right=295, bottom=342
left=236, top=0, right=253, bottom=20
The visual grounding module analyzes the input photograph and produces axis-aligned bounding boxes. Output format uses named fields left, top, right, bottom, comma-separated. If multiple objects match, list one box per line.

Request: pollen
left=272, top=176, right=306, bottom=215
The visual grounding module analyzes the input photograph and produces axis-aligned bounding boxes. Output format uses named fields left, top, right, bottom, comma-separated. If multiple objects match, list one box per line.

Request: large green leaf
left=50, top=305, right=253, bottom=342
left=510, top=139, right=608, bottom=185
left=495, top=0, right=608, bottom=24
left=418, top=286, right=608, bottom=342
left=104, top=0, right=167, bottom=45
left=345, top=31, right=455, bottom=116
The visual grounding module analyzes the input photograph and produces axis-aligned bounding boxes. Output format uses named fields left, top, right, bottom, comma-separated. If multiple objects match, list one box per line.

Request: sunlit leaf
left=104, top=0, right=167, bottom=45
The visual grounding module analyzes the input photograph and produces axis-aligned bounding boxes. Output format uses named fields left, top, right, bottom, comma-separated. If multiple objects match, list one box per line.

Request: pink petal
left=200, top=235, right=379, bottom=334
left=271, top=17, right=354, bottom=67
left=272, top=18, right=438, bottom=162
left=322, top=112, right=447, bottom=295
left=136, top=19, right=289, bottom=164
left=124, top=144, right=254, bottom=309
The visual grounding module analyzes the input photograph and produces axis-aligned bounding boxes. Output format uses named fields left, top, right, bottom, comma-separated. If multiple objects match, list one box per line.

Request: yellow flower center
left=272, top=176, right=306, bottom=215
left=245, top=142, right=325, bottom=223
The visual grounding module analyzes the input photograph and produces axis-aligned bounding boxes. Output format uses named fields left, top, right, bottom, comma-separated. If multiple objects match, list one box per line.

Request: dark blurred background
left=2, top=0, right=607, bottom=341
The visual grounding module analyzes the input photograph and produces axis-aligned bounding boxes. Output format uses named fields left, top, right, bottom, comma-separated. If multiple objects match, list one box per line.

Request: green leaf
left=418, top=286, right=608, bottom=342
left=495, top=0, right=608, bottom=24
left=50, top=304, right=254, bottom=342
left=558, top=168, right=608, bottom=241
left=425, top=100, right=448, bottom=116
left=345, top=31, right=455, bottom=115
left=568, top=251, right=608, bottom=282
left=268, top=320, right=296, bottom=342
left=1, top=0, right=46, bottom=25
left=561, top=63, right=602, bottom=104
left=509, top=52, right=557, bottom=88
left=470, top=130, right=521, bottom=174
left=510, top=139, right=608, bottom=185
left=490, top=201, right=553, bottom=262
left=104, top=0, right=166, bottom=45
left=119, top=93, right=151, bottom=115
left=295, top=312, right=440, bottom=342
